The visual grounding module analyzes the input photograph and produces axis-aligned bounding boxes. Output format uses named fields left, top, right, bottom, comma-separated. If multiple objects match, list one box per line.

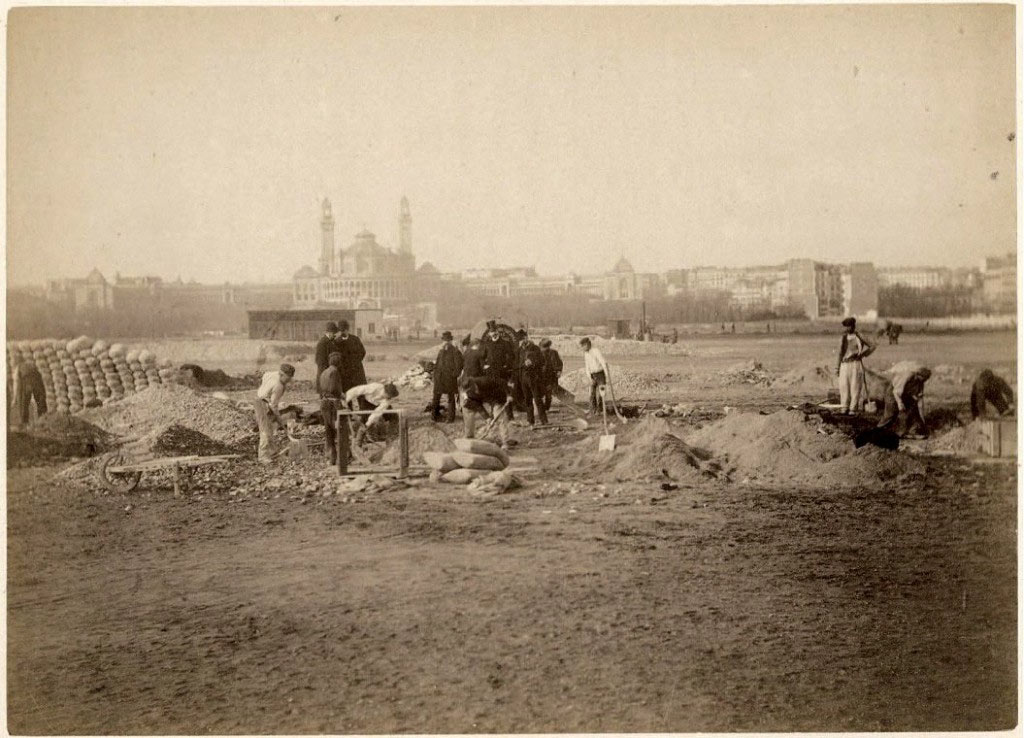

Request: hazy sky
left=6, top=4, right=1018, bottom=285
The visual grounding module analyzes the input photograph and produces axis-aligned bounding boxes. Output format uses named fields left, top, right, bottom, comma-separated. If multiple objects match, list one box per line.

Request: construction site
left=5, top=323, right=1016, bottom=733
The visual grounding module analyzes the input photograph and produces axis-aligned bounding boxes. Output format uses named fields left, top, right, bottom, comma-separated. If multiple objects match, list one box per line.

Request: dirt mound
left=9, top=415, right=114, bottom=467
left=711, top=360, right=775, bottom=387
left=124, top=424, right=239, bottom=458
left=565, top=416, right=719, bottom=482
left=378, top=424, right=455, bottom=465
left=775, top=363, right=834, bottom=390
left=546, top=335, right=689, bottom=357
left=686, top=410, right=923, bottom=488
left=928, top=421, right=990, bottom=456
left=560, top=365, right=662, bottom=397
left=79, top=383, right=255, bottom=446
left=27, top=413, right=115, bottom=449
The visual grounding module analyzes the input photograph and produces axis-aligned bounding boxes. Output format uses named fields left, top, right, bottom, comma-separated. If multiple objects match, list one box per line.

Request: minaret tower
left=398, top=196, right=412, bottom=256
left=320, top=198, right=335, bottom=276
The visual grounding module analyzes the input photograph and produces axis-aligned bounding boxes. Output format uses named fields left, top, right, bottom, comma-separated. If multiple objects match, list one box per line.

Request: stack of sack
left=6, top=336, right=182, bottom=415
left=424, top=438, right=511, bottom=484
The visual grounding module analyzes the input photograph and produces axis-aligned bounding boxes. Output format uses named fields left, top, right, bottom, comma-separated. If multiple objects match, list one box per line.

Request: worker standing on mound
left=539, top=338, right=563, bottom=412
left=335, top=320, right=367, bottom=393
left=431, top=331, right=463, bottom=423
left=580, top=337, right=610, bottom=415
left=318, top=352, right=345, bottom=466
left=462, top=374, right=511, bottom=450
left=970, top=369, right=1015, bottom=419
left=315, top=321, right=338, bottom=377
left=254, top=363, right=295, bottom=463
left=878, top=363, right=932, bottom=438
left=836, top=317, right=876, bottom=415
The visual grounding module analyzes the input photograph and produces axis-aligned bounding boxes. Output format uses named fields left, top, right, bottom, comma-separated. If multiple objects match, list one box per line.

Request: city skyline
left=7, top=5, right=1017, bottom=287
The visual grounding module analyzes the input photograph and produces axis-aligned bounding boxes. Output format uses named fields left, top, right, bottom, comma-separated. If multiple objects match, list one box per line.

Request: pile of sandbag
left=424, top=437, right=510, bottom=484
left=6, top=336, right=183, bottom=415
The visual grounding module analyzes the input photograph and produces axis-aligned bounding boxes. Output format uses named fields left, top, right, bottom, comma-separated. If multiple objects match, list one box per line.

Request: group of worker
left=836, top=316, right=1013, bottom=439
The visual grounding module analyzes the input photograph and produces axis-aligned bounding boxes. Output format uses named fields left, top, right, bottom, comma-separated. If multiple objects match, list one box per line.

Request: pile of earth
left=560, top=365, right=662, bottom=397
left=545, top=335, right=689, bottom=357
left=377, top=423, right=456, bottom=465
left=710, top=360, right=775, bottom=387
left=926, top=420, right=991, bottom=456
left=685, top=409, right=924, bottom=488
left=774, top=363, right=835, bottom=390
left=8, top=415, right=115, bottom=468
left=562, top=416, right=722, bottom=482
left=79, top=383, right=255, bottom=446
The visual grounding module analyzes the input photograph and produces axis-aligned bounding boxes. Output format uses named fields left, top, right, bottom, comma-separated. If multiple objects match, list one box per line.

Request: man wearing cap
left=315, top=322, right=339, bottom=377
left=254, top=363, right=295, bottom=463
left=345, top=381, right=400, bottom=443
left=879, top=363, right=932, bottom=438
left=335, top=319, right=367, bottom=393
left=538, top=338, right=563, bottom=412
left=481, top=321, right=516, bottom=419
left=515, top=329, right=548, bottom=426
left=318, top=352, right=345, bottom=465
left=580, top=337, right=610, bottom=415
left=431, top=330, right=464, bottom=422
left=836, top=317, right=876, bottom=415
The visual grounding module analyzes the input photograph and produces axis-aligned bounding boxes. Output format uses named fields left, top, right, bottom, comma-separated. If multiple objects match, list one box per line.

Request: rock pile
left=560, top=365, right=662, bottom=397
left=712, top=360, right=775, bottom=387
left=394, top=364, right=432, bottom=390
left=6, top=337, right=184, bottom=415
left=546, top=335, right=689, bottom=357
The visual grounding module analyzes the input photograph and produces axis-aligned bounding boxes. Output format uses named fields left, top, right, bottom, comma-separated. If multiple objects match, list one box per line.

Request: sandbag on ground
left=453, top=437, right=510, bottom=466
left=441, top=468, right=490, bottom=484
left=423, top=452, right=460, bottom=473
left=450, top=452, right=506, bottom=471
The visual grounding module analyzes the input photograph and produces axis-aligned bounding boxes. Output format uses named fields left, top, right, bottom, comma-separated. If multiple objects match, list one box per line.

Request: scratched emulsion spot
left=990, top=171, right=999, bottom=181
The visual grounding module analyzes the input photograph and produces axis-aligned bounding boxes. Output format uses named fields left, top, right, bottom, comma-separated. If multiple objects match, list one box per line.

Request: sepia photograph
left=5, top=3, right=1019, bottom=733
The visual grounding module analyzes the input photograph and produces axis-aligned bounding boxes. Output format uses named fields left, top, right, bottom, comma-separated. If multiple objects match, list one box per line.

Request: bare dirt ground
left=7, top=331, right=1017, bottom=733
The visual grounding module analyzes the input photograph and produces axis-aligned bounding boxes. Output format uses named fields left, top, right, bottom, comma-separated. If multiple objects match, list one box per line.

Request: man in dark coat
left=538, top=338, right=563, bottom=412
left=460, top=336, right=485, bottom=388
left=481, top=321, right=515, bottom=419
left=315, top=321, right=339, bottom=377
left=14, top=360, right=47, bottom=425
left=515, top=330, right=548, bottom=426
left=318, top=352, right=345, bottom=465
left=971, top=369, right=1014, bottom=419
left=334, top=319, right=367, bottom=392
left=431, top=331, right=464, bottom=422
left=463, top=375, right=510, bottom=448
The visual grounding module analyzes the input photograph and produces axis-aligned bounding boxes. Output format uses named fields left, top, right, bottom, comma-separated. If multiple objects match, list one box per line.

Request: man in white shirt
left=835, top=317, right=876, bottom=415
left=345, top=381, right=400, bottom=441
left=253, top=363, right=295, bottom=463
left=580, top=337, right=610, bottom=415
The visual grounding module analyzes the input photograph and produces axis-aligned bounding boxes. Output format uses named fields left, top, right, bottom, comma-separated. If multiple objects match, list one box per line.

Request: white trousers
left=839, top=361, right=865, bottom=413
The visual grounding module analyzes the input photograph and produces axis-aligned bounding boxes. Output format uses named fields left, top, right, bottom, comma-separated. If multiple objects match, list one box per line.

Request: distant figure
left=433, top=328, right=438, bottom=339
left=836, top=317, right=876, bottom=415
left=14, top=360, right=47, bottom=426
left=431, top=331, right=463, bottom=423
left=766, top=322, right=770, bottom=333
left=731, top=323, right=736, bottom=334
left=879, top=364, right=932, bottom=438
left=672, top=328, right=678, bottom=344
left=580, top=336, right=610, bottom=415
left=334, top=320, right=367, bottom=392
left=971, top=369, right=1014, bottom=419
left=886, top=323, right=903, bottom=345
left=481, top=321, right=516, bottom=419
left=721, top=323, right=726, bottom=333
left=315, top=321, right=339, bottom=377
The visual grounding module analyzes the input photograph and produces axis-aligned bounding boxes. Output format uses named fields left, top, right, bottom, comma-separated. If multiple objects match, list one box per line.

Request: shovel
left=598, top=387, right=616, bottom=451
left=479, top=398, right=513, bottom=441
left=551, top=383, right=589, bottom=429
left=603, top=369, right=628, bottom=425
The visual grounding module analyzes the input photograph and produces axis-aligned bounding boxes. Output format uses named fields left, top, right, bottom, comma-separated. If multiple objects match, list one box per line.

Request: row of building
left=27, top=196, right=1016, bottom=320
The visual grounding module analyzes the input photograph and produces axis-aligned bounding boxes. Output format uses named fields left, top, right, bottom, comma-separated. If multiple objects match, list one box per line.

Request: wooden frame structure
left=335, top=407, right=409, bottom=477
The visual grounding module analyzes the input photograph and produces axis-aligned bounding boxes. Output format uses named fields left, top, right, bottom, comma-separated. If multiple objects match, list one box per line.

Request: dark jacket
left=461, top=345, right=486, bottom=384
left=334, top=334, right=367, bottom=391
left=318, top=366, right=344, bottom=399
left=481, top=337, right=514, bottom=378
left=465, top=375, right=508, bottom=406
left=315, top=334, right=336, bottom=376
left=433, top=343, right=464, bottom=394
left=516, top=340, right=544, bottom=376
left=541, top=348, right=563, bottom=383
left=971, top=370, right=1014, bottom=418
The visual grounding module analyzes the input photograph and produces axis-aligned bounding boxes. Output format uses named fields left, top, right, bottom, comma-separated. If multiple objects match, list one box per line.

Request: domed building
left=603, top=256, right=645, bottom=300
left=293, top=197, right=417, bottom=308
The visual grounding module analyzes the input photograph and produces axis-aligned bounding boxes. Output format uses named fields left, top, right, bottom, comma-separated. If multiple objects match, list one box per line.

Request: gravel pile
left=711, top=360, right=775, bottom=387
left=79, top=383, right=256, bottom=446
left=546, top=335, right=689, bottom=357
left=560, top=365, right=662, bottom=397
left=395, top=364, right=432, bottom=390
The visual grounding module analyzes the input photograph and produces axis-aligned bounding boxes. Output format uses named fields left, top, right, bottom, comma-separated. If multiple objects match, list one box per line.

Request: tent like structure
left=467, top=318, right=519, bottom=343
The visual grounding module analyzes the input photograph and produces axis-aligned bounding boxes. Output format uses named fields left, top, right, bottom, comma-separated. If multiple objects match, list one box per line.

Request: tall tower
left=320, top=198, right=335, bottom=276
left=398, top=196, right=412, bottom=256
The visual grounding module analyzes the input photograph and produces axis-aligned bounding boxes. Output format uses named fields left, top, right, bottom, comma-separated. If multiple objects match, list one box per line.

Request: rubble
left=545, top=335, right=689, bottom=357
left=711, top=360, right=775, bottom=387
left=560, top=365, right=663, bottom=397
left=394, top=364, right=432, bottom=390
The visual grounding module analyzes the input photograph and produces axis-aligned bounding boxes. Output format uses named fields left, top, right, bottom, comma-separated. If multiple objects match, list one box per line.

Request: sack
left=453, top=437, right=510, bottom=466
left=441, top=468, right=490, bottom=484
left=450, top=451, right=505, bottom=471
left=423, top=452, right=460, bottom=473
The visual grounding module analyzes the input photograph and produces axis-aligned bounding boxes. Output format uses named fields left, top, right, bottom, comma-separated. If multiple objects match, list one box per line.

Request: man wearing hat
left=836, top=317, right=876, bottom=415
left=538, top=338, right=563, bottom=412
left=515, top=329, right=547, bottom=426
left=431, top=330, right=464, bottom=422
left=254, top=363, right=296, bottom=463
left=315, top=321, right=339, bottom=377
left=481, top=320, right=516, bottom=419
left=318, top=352, right=345, bottom=465
left=335, top=319, right=368, bottom=393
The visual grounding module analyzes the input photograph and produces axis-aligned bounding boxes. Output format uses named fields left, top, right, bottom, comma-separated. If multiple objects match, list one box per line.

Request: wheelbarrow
left=98, top=452, right=240, bottom=495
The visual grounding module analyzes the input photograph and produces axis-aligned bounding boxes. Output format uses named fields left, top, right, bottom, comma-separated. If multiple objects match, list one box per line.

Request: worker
left=345, top=381, right=399, bottom=442
left=672, top=327, right=679, bottom=344
left=335, top=319, right=367, bottom=393
left=460, top=336, right=486, bottom=388
left=318, top=352, right=344, bottom=465
left=462, top=374, right=511, bottom=449
left=580, top=336, right=610, bottom=415
left=879, top=363, right=932, bottom=438
left=515, top=329, right=548, bottom=426
left=431, top=331, right=464, bottom=423
left=971, top=369, right=1014, bottom=419
left=254, top=363, right=296, bottom=464
left=14, top=359, right=47, bottom=426
left=539, top=338, right=563, bottom=412
left=481, top=321, right=515, bottom=419
left=315, top=321, right=339, bottom=377
left=836, top=317, right=876, bottom=415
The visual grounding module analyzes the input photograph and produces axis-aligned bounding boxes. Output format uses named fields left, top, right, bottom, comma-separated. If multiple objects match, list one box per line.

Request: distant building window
left=368, top=323, right=376, bottom=334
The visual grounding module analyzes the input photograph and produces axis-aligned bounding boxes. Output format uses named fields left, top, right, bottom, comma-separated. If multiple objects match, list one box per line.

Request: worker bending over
left=971, top=369, right=1014, bottom=419
left=836, top=317, right=876, bottom=415
left=345, top=381, right=400, bottom=443
left=462, top=375, right=511, bottom=450
left=580, top=337, right=610, bottom=415
left=878, top=363, right=932, bottom=438
left=254, top=363, right=295, bottom=463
